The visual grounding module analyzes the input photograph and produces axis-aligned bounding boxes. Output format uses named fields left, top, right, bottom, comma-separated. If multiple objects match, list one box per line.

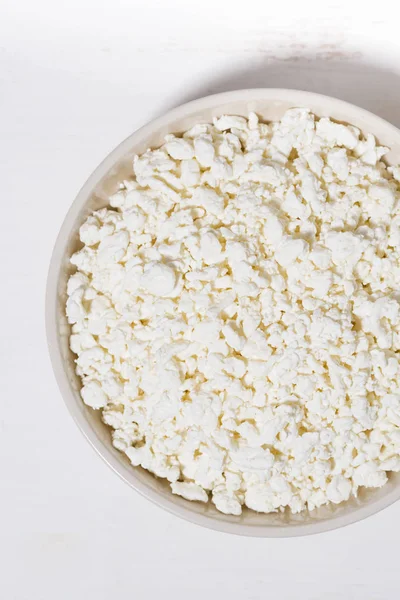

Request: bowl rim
left=46, top=88, right=400, bottom=537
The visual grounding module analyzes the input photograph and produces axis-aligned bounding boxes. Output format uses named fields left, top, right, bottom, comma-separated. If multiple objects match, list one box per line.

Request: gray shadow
left=172, top=57, right=400, bottom=128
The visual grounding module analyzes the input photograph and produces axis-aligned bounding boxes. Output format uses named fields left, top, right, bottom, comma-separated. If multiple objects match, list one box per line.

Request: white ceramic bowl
left=46, top=89, right=400, bottom=537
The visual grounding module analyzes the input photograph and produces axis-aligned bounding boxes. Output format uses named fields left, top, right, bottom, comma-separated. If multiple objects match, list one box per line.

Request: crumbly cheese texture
left=66, top=109, right=400, bottom=515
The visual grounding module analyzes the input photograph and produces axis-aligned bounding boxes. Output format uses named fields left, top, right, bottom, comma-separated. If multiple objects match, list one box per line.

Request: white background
left=2, top=1, right=400, bottom=598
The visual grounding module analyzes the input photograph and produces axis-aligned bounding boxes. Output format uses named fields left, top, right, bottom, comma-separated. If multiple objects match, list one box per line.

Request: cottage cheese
left=66, top=109, right=400, bottom=515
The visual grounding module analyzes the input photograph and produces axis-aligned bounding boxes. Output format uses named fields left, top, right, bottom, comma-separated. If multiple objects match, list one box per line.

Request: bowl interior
left=47, top=89, right=400, bottom=536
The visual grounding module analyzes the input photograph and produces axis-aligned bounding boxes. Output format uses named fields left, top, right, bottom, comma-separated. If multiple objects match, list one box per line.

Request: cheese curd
left=66, top=109, right=400, bottom=515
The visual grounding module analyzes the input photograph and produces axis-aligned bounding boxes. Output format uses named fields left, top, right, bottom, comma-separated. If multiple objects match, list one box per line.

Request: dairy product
left=66, top=109, right=400, bottom=515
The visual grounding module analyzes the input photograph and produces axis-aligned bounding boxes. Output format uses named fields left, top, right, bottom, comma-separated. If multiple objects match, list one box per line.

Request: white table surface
left=2, top=0, right=400, bottom=597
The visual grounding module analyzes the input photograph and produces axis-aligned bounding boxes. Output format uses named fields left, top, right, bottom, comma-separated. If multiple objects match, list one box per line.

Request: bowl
left=46, top=88, right=400, bottom=537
